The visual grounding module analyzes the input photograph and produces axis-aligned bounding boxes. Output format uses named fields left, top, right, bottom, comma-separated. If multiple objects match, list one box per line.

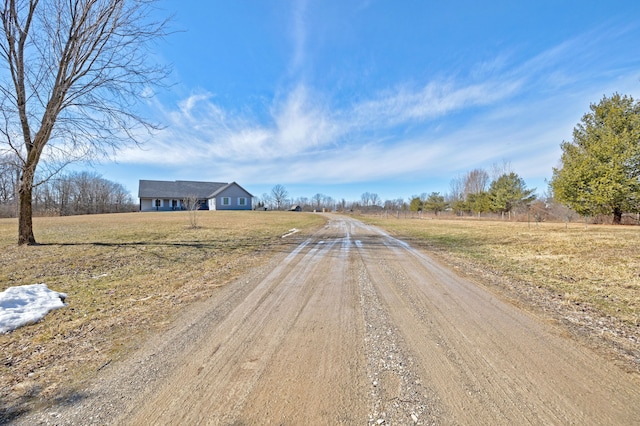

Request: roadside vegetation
left=0, top=211, right=325, bottom=417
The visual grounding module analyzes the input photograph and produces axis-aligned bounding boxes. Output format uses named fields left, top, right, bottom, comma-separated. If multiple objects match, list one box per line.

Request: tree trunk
left=613, top=207, right=623, bottom=225
left=18, top=181, right=36, bottom=245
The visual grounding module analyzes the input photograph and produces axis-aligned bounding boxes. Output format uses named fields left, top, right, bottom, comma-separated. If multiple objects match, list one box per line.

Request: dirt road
left=19, top=215, right=640, bottom=424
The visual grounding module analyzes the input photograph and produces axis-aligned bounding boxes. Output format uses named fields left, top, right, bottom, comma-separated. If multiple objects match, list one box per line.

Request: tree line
left=261, top=165, right=540, bottom=219
left=0, top=163, right=136, bottom=218
left=259, top=183, right=405, bottom=212
left=258, top=184, right=343, bottom=212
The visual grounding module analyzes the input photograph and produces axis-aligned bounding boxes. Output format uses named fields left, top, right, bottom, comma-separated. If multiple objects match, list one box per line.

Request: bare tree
left=0, top=153, right=18, bottom=201
left=182, top=193, right=200, bottom=229
left=463, top=168, right=489, bottom=195
left=323, top=195, right=335, bottom=211
left=448, top=176, right=465, bottom=215
left=0, top=0, right=170, bottom=244
left=312, top=193, right=323, bottom=210
left=369, top=193, right=380, bottom=207
left=271, top=184, right=288, bottom=210
left=0, top=153, right=18, bottom=215
left=260, top=192, right=273, bottom=210
left=490, top=160, right=513, bottom=182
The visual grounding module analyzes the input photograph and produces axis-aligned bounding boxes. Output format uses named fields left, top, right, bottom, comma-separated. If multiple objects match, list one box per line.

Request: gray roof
left=210, top=181, right=254, bottom=198
left=138, top=180, right=226, bottom=198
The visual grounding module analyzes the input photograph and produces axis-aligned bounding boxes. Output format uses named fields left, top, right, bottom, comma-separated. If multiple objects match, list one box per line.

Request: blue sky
left=93, top=0, right=640, bottom=203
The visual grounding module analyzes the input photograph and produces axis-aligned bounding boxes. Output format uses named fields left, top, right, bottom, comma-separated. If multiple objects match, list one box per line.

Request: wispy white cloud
left=121, top=73, right=524, bottom=169
left=120, top=84, right=340, bottom=165
left=271, top=85, right=340, bottom=153
left=350, top=78, right=522, bottom=129
left=289, top=0, right=308, bottom=75
left=115, top=21, right=640, bottom=196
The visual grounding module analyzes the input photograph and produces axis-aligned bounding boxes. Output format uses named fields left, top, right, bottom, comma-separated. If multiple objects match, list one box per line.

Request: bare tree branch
left=0, top=0, right=170, bottom=244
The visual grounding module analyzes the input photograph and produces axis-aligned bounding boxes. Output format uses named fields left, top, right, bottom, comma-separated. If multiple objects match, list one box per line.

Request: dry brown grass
left=0, top=211, right=325, bottom=417
left=360, top=215, right=640, bottom=330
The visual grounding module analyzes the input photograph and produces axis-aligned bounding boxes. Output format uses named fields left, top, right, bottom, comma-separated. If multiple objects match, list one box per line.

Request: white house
left=138, top=180, right=253, bottom=212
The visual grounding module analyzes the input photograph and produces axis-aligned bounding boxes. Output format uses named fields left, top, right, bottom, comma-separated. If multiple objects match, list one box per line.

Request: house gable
left=208, top=182, right=254, bottom=211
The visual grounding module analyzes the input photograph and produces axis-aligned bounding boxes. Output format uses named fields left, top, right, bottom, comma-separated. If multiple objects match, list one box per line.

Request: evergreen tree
left=551, top=93, right=640, bottom=224
left=409, top=197, right=423, bottom=212
left=489, top=173, right=536, bottom=215
left=423, top=192, right=447, bottom=215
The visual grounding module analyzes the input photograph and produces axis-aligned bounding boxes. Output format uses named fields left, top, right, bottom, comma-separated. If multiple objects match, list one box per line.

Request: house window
left=238, top=197, right=246, bottom=206
left=155, top=199, right=161, bottom=208
left=222, top=197, right=231, bottom=206
left=172, top=199, right=178, bottom=210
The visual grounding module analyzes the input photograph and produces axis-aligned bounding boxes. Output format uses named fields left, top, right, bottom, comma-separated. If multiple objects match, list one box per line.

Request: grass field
left=0, top=210, right=326, bottom=414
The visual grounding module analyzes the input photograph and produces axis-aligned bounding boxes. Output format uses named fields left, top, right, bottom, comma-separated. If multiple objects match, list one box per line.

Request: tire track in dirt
left=229, top=219, right=368, bottom=424
left=123, top=219, right=370, bottom=425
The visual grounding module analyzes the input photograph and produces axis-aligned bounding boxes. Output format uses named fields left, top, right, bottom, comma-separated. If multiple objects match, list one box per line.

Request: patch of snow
left=0, top=284, right=67, bottom=333
left=281, top=228, right=300, bottom=238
